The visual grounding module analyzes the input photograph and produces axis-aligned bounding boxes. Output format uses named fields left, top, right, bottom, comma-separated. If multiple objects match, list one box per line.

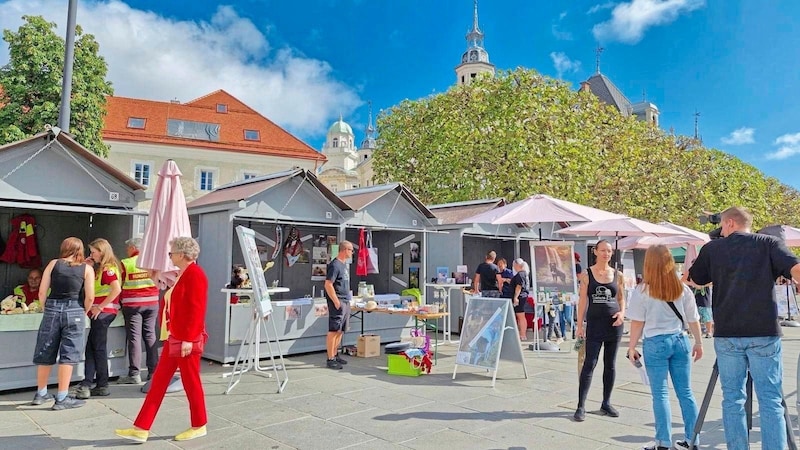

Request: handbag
left=168, top=330, right=209, bottom=357
left=366, top=230, right=379, bottom=274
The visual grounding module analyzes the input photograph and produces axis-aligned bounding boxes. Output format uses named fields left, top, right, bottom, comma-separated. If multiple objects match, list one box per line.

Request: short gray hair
left=170, top=237, right=200, bottom=261
left=125, top=237, right=143, bottom=249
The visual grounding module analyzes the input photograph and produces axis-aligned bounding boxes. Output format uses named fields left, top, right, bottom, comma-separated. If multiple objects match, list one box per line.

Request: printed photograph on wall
left=314, top=304, right=329, bottom=317
left=311, top=264, right=327, bottom=281
left=410, top=241, right=421, bottom=263
left=393, top=252, right=403, bottom=274
left=530, top=241, right=578, bottom=295
left=409, top=266, right=420, bottom=289
left=285, top=305, right=301, bottom=320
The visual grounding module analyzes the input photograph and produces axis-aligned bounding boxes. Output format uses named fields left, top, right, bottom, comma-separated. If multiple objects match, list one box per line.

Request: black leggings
left=578, top=338, right=620, bottom=408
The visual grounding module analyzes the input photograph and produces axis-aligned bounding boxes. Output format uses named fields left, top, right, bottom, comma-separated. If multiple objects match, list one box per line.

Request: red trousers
left=134, top=346, right=207, bottom=430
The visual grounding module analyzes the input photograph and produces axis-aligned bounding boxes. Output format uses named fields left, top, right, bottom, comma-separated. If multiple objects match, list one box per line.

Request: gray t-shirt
left=627, top=284, right=699, bottom=339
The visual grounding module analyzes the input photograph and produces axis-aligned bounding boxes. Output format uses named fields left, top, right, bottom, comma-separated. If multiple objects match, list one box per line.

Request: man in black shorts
left=324, top=241, right=353, bottom=369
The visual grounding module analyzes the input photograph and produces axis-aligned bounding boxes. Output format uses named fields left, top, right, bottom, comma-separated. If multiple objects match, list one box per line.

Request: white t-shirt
left=627, top=284, right=700, bottom=339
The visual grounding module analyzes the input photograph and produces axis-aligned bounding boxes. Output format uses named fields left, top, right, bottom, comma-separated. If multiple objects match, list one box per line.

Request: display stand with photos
left=224, top=226, right=289, bottom=394
left=452, top=296, right=528, bottom=387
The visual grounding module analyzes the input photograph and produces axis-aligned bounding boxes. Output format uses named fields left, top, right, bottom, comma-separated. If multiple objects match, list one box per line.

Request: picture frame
left=393, top=252, right=403, bottom=274
left=529, top=241, right=578, bottom=296
left=410, top=241, right=421, bottom=263
left=409, top=266, right=420, bottom=289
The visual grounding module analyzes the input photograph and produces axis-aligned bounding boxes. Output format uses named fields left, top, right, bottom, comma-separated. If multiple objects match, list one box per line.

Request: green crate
left=387, top=354, right=422, bottom=377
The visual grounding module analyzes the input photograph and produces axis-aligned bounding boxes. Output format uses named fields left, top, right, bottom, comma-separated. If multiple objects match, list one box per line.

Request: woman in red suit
left=115, top=237, right=208, bottom=443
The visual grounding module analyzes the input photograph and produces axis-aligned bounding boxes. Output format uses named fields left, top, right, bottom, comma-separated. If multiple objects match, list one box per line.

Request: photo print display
left=530, top=241, right=578, bottom=296
left=409, top=241, right=421, bottom=263
left=393, top=252, right=403, bottom=274
left=409, top=266, right=420, bottom=289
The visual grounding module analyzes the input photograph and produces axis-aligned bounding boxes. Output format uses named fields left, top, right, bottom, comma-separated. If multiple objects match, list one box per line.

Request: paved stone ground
left=2, top=326, right=800, bottom=449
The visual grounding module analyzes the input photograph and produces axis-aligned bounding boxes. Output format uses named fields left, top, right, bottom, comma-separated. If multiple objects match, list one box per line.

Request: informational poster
left=311, top=234, right=336, bottom=281
left=775, top=285, right=800, bottom=318
left=235, top=225, right=272, bottom=317
left=456, top=297, right=509, bottom=369
left=529, top=241, right=578, bottom=296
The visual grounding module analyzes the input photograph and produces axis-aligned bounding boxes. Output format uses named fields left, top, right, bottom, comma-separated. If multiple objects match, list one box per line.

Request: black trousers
left=122, top=305, right=159, bottom=376
left=82, top=312, right=115, bottom=388
left=578, top=337, right=620, bottom=408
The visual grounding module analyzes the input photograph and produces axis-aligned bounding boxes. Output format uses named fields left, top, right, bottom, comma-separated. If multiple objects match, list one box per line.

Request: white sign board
left=236, top=225, right=272, bottom=317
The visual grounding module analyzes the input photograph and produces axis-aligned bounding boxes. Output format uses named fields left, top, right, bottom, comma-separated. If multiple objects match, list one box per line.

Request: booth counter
left=0, top=314, right=127, bottom=391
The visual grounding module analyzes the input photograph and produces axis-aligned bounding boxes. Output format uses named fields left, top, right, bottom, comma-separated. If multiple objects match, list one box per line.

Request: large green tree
left=0, top=15, right=113, bottom=156
left=373, top=68, right=800, bottom=229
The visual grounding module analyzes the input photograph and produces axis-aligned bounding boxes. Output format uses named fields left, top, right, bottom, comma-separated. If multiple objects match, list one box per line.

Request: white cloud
left=767, top=133, right=800, bottom=160
left=550, top=52, right=582, bottom=78
left=0, top=0, right=361, bottom=138
left=592, top=0, right=705, bottom=44
left=552, top=11, right=573, bottom=40
left=721, top=127, right=755, bottom=145
left=588, top=2, right=618, bottom=14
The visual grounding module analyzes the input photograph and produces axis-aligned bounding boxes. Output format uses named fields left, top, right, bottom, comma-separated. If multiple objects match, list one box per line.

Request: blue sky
left=1, top=0, right=799, bottom=188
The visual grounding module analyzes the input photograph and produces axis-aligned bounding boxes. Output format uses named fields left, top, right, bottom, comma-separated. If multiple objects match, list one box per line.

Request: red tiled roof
left=102, top=90, right=325, bottom=162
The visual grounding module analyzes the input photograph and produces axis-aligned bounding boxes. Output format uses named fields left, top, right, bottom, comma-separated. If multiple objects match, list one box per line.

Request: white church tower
left=455, top=0, right=495, bottom=86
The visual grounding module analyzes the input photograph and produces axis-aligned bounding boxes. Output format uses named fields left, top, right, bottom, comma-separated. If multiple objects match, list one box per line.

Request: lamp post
left=57, top=0, right=78, bottom=132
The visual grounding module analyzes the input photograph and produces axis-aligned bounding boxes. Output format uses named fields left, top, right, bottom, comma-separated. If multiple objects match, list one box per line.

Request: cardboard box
left=357, top=334, right=380, bottom=357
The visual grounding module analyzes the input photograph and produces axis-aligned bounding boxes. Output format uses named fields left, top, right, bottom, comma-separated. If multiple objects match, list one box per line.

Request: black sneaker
left=70, top=385, right=91, bottom=400
left=335, top=355, right=348, bottom=365
left=91, top=386, right=110, bottom=396
left=673, top=440, right=698, bottom=450
left=600, top=404, right=619, bottom=417
left=573, top=407, right=586, bottom=422
left=52, top=396, right=86, bottom=411
left=642, top=445, right=669, bottom=450
left=31, top=392, right=54, bottom=405
left=326, top=359, right=342, bottom=370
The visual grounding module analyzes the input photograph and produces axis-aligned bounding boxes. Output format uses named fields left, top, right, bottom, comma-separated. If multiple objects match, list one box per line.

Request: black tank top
left=49, top=259, right=86, bottom=299
left=586, top=267, right=623, bottom=340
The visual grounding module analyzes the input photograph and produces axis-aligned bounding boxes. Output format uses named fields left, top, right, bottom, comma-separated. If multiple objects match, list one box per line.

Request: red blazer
left=165, top=262, right=208, bottom=342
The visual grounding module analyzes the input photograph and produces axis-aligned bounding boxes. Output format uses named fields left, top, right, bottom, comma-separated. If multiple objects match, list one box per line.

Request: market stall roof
left=186, top=168, right=352, bottom=222
left=338, top=183, right=438, bottom=230
left=0, top=130, right=145, bottom=210
left=428, top=198, right=506, bottom=225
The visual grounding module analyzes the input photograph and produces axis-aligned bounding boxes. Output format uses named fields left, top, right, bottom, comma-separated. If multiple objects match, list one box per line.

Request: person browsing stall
left=116, top=237, right=209, bottom=443
left=14, top=268, right=46, bottom=305
left=627, top=245, right=703, bottom=450
left=118, top=238, right=160, bottom=385
left=687, top=207, right=800, bottom=450
left=510, top=258, right=531, bottom=341
left=73, top=238, right=121, bottom=400
left=574, top=240, right=625, bottom=422
left=30, top=237, right=95, bottom=410
left=473, top=250, right=503, bottom=297
left=324, top=241, right=353, bottom=370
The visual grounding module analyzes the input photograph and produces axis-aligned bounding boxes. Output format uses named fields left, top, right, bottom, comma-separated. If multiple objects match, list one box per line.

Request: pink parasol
left=137, top=160, right=192, bottom=289
left=457, top=194, right=625, bottom=225
left=615, top=222, right=710, bottom=250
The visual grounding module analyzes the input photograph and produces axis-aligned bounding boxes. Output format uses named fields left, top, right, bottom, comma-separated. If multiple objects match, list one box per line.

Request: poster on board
left=235, top=225, right=273, bottom=317
left=529, top=241, right=578, bottom=296
left=456, top=297, right=509, bottom=370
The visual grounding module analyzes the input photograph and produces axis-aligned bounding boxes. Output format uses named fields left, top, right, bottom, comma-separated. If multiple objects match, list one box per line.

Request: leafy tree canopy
left=373, top=68, right=800, bottom=230
left=0, top=15, right=113, bottom=156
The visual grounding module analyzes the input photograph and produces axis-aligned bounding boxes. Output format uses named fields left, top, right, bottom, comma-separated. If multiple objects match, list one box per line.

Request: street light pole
left=57, top=0, right=78, bottom=132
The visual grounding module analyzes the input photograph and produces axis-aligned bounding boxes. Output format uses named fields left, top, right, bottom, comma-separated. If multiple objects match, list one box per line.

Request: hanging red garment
left=0, top=214, right=41, bottom=269
left=356, top=228, right=368, bottom=277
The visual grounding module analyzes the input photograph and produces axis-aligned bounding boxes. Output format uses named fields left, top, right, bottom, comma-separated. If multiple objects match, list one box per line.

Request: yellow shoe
left=115, top=427, right=149, bottom=443
left=175, top=425, right=207, bottom=441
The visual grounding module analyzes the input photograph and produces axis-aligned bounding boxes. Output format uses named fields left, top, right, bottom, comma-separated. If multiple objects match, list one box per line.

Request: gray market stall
left=188, top=168, right=361, bottom=363
left=337, top=183, right=440, bottom=343
left=0, top=131, right=145, bottom=390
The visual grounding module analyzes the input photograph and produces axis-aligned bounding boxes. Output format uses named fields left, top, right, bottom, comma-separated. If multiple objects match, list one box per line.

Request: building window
left=333, top=137, right=338, bottom=148
left=132, top=162, right=151, bottom=186
left=135, top=216, right=147, bottom=237
left=352, top=184, right=359, bottom=189
left=199, top=170, right=216, bottom=191
left=461, top=75, right=465, bottom=83
left=244, top=129, right=260, bottom=141
left=470, top=73, right=476, bottom=79
left=364, top=155, right=369, bottom=160
left=167, top=119, right=220, bottom=142
left=127, top=117, right=146, bottom=129
left=243, top=172, right=258, bottom=180
left=216, top=103, right=227, bottom=113
left=330, top=184, right=338, bottom=192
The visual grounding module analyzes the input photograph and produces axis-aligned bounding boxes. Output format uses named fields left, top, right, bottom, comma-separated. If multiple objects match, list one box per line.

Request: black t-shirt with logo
left=689, top=231, right=799, bottom=337
left=585, top=267, right=623, bottom=341
left=475, top=262, right=500, bottom=291
left=325, top=259, right=351, bottom=310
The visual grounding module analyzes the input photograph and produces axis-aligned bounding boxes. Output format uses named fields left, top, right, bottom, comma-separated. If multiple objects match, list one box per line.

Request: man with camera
left=688, top=207, right=800, bottom=450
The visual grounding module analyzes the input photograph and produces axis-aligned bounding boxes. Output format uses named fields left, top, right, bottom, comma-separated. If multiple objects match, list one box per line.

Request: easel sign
left=236, top=225, right=272, bottom=317
left=453, top=296, right=528, bottom=386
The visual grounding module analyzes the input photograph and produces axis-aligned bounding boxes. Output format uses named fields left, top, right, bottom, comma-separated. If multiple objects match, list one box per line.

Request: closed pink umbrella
left=137, top=160, right=192, bottom=289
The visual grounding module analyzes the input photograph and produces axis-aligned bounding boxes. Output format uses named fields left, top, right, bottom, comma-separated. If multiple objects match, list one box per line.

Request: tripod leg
left=746, top=373, right=753, bottom=433
left=783, top=398, right=799, bottom=450
left=691, top=362, right=719, bottom=445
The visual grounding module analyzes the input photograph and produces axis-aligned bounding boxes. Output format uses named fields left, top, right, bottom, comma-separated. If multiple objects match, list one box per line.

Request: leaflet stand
left=224, top=226, right=289, bottom=394
left=691, top=360, right=796, bottom=449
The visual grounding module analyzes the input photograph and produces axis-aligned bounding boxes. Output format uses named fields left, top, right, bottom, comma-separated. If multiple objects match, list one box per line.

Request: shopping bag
left=356, top=228, right=368, bottom=277
left=366, top=230, right=379, bottom=274
left=576, top=339, right=586, bottom=374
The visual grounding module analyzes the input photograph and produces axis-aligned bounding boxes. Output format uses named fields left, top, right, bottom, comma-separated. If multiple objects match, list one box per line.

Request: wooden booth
left=0, top=131, right=145, bottom=390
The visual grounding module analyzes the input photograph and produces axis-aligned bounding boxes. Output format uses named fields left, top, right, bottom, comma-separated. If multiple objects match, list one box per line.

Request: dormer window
left=244, top=129, right=260, bottom=141
left=127, top=117, right=146, bottom=129
left=216, top=103, right=228, bottom=113
left=333, top=137, right=338, bottom=148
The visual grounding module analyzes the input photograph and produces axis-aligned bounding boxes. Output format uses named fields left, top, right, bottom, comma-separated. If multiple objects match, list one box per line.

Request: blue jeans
left=643, top=333, right=698, bottom=448
left=560, top=304, right=574, bottom=337
left=715, top=336, right=785, bottom=450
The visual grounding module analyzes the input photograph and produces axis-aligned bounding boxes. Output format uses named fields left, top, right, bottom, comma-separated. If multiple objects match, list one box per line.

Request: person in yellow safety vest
left=117, top=238, right=161, bottom=385
left=13, top=268, right=47, bottom=305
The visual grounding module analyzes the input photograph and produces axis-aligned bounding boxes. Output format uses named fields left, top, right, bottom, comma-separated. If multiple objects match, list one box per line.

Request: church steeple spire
left=359, top=101, right=377, bottom=150
left=466, top=0, right=484, bottom=49
left=455, top=0, right=495, bottom=85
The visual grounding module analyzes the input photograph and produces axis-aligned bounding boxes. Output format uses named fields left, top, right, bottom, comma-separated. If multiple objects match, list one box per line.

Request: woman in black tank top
left=573, top=240, right=625, bottom=422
